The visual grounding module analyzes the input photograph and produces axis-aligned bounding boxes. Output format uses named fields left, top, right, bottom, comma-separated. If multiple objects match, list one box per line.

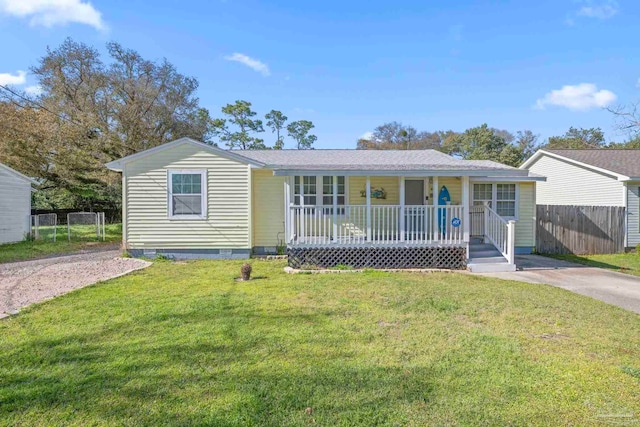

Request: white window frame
left=167, top=169, right=207, bottom=220
left=472, top=182, right=519, bottom=220
left=292, top=175, right=349, bottom=206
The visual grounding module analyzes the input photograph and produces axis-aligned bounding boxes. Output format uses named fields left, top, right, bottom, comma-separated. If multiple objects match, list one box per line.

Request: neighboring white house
left=521, top=149, right=640, bottom=249
left=0, top=163, right=35, bottom=244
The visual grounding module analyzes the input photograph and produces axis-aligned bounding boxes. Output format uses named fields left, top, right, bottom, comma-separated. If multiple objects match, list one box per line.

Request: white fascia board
left=271, top=169, right=530, bottom=177
left=470, top=175, right=546, bottom=182
left=521, top=150, right=628, bottom=181
left=105, top=137, right=266, bottom=171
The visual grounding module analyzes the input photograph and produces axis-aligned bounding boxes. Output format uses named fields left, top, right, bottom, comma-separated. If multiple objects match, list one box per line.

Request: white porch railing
left=288, top=205, right=465, bottom=246
left=483, top=205, right=516, bottom=264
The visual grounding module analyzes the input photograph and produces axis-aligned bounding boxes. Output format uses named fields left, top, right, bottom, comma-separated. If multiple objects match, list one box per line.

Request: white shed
left=0, top=163, right=35, bottom=244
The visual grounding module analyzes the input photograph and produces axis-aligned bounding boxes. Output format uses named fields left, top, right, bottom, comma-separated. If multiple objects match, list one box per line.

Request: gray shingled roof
left=233, top=149, right=519, bottom=171
left=546, top=149, right=640, bottom=177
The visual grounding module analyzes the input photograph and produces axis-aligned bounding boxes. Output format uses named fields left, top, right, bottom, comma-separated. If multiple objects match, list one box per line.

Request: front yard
left=0, top=224, right=122, bottom=264
left=549, top=252, right=640, bottom=277
left=1, top=260, right=639, bottom=426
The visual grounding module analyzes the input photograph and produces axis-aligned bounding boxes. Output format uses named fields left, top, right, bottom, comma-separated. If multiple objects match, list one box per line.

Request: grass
left=548, top=252, right=640, bottom=277
left=0, top=224, right=122, bottom=264
left=1, top=261, right=639, bottom=426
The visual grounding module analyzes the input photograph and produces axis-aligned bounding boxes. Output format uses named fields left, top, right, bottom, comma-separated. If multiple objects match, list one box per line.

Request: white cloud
left=0, top=70, right=26, bottom=86
left=0, top=0, right=106, bottom=30
left=223, top=53, right=270, bottom=76
left=25, top=84, right=43, bottom=95
left=535, top=83, right=617, bottom=111
left=576, top=0, right=618, bottom=20
left=360, top=131, right=374, bottom=140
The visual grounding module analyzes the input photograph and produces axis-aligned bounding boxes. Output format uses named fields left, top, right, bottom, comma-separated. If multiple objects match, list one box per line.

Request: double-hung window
left=294, top=176, right=317, bottom=205
left=473, top=183, right=518, bottom=219
left=496, top=184, right=516, bottom=217
left=168, top=170, right=207, bottom=219
left=293, top=176, right=347, bottom=207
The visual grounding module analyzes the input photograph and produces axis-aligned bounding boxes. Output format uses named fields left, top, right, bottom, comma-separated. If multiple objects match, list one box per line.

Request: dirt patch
left=0, top=250, right=150, bottom=318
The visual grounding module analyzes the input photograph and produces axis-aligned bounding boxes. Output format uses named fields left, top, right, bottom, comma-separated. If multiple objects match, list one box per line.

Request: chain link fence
left=67, top=212, right=106, bottom=241
left=30, top=213, right=58, bottom=242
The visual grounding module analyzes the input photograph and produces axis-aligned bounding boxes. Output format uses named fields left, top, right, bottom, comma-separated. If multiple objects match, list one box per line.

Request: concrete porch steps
left=467, top=238, right=516, bottom=273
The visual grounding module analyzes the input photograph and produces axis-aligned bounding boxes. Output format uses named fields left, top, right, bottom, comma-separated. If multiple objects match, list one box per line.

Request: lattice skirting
left=287, top=246, right=467, bottom=270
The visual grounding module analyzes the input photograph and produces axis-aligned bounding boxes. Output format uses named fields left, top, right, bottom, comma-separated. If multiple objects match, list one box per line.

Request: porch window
left=168, top=170, right=207, bottom=219
left=472, top=184, right=493, bottom=207
left=322, top=176, right=346, bottom=206
left=294, top=175, right=347, bottom=206
left=496, top=184, right=516, bottom=217
left=294, top=176, right=317, bottom=205
left=473, top=183, right=518, bottom=219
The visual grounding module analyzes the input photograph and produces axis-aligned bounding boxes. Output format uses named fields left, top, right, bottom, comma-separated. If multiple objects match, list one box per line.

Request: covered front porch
left=281, top=174, right=517, bottom=270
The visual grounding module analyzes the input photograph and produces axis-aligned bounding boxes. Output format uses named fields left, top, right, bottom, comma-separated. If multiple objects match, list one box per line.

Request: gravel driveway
left=0, top=250, right=150, bottom=318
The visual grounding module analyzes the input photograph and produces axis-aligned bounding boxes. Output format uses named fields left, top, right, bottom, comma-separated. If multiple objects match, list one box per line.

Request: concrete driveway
left=478, top=255, right=640, bottom=314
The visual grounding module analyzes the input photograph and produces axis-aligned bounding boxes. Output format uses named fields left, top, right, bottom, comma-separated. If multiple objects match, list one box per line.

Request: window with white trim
left=168, top=170, right=206, bottom=219
left=294, top=176, right=317, bottom=205
left=496, top=184, right=516, bottom=217
left=293, top=175, right=347, bottom=206
left=472, top=183, right=493, bottom=208
left=473, top=183, right=518, bottom=218
left=322, top=176, right=345, bottom=206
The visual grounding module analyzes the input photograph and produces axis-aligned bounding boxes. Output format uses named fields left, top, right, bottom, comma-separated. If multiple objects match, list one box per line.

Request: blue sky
left=0, top=0, right=637, bottom=148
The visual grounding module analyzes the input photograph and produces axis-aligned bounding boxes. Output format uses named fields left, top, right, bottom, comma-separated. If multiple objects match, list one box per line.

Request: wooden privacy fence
left=536, top=205, right=626, bottom=255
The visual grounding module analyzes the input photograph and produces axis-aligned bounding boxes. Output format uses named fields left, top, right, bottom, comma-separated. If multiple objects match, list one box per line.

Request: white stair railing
left=483, top=206, right=515, bottom=264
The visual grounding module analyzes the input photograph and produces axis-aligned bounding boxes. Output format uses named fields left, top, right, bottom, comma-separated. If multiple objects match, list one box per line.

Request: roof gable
left=105, top=138, right=265, bottom=171
left=0, top=162, right=36, bottom=185
left=521, top=149, right=640, bottom=180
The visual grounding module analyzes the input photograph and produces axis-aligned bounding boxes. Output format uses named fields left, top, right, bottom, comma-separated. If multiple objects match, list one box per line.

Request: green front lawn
left=549, top=252, right=640, bottom=277
left=0, top=224, right=122, bottom=264
left=1, top=261, right=639, bottom=426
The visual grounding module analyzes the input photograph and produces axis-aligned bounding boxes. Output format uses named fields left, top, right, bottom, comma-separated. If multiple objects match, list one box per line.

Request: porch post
left=366, top=176, right=372, bottom=242
left=332, top=176, right=338, bottom=241
left=284, top=177, right=291, bottom=244
left=299, top=176, right=305, bottom=243
left=432, top=176, right=439, bottom=241
left=507, top=220, right=516, bottom=265
left=462, top=176, right=470, bottom=260
left=399, top=176, right=405, bottom=242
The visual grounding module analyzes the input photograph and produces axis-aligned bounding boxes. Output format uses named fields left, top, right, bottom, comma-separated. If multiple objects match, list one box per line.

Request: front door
left=405, top=180, right=424, bottom=205
left=405, top=180, right=425, bottom=237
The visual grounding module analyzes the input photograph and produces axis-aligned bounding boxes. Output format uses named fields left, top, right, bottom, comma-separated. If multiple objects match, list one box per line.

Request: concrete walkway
left=478, top=255, right=640, bottom=314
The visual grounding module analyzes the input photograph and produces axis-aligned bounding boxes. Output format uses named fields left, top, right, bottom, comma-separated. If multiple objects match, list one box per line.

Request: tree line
left=0, top=38, right=316, bottom=212
left=357, top=122, right=640, bottom=167
left=1, top=37, right=639, bottom=212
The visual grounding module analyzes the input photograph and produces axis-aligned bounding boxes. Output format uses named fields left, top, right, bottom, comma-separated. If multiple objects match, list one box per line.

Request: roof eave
left=104, top=138, right=266, bottom=172
left=271, top=168, right=530, bottom=177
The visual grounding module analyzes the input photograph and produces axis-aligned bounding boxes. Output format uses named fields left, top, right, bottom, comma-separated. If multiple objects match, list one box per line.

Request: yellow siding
left=252, top=169, right=285, bottom=247
left=125, top=143, right=250, bottom=249
left=348, top=176, right=400, bottom=205
left=516, top=182, right=535, bottom=248
left=437, top=177, right=462, bottom=205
